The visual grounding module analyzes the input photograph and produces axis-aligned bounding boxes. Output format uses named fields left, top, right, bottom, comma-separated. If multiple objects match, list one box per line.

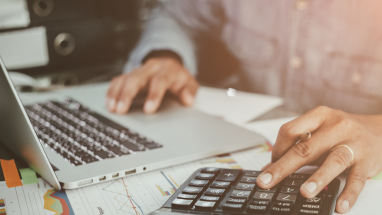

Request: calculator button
left=300, top=209, right=320, bottom=214
left=177, top=194, right=197, bottom=200
left=182, top=186, right=203, bottom=195
left=284, top=179, right=303, bottom=186
left=288, top=173, right=306, bottom=180
left=230, top=190, right=252, bottom=199
left=274, top=201, right=293, bottom=208
left=271, top=206, right=292, bottom=214
left=301, top=204, right=321, bottom=210
left=195, top=173, right=215, bottom=180
left=200, top=196, right=220, bottom=201
left=276, top=194, right=297, bottom=203
left=204, top=188, right=225, bottom=196
left=253, top=192, right=275, bottom=200
left=189, top=179, right=209, bottom=187
left=194, top=200, right=216, bottom=211
left=280, top=186, right=299, bottom=194
left=216, top=169, right=241, bottom=182
left=257, top=184, right=278, bottom=192
left=210, top=181, right=230, bottom=188
left=247, top=205, right=267, bottom=213
left=222, top=203, right=244, bottom=212
left=201, top=167, right=220, bottom=174
left=245, top=171, right=261, bottom=177
left=251, top=199, right=270, bottom=206
left=240, top=176, right=257, bottom=184
left=235, top=183, right=256, bottom=191
left=172, top=198, right=193, bottom=209
left=303, top=196, right=324, bottom=205
left=226, top=198, right=247, bottom=204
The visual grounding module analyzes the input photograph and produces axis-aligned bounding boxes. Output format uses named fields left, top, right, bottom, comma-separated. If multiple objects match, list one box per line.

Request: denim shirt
left=125, top=0, right=382, bottom=114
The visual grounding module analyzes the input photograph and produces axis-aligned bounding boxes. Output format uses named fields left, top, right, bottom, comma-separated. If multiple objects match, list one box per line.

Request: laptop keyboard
left=24, top=99, right=162, bottom=166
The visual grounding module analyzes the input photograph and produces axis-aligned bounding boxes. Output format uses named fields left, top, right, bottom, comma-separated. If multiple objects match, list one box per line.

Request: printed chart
left=0, top=147, right=268, bottom=215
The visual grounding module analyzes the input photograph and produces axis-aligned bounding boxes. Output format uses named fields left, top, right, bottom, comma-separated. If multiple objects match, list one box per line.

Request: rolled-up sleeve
left=124, top=0, right=223, bottom=76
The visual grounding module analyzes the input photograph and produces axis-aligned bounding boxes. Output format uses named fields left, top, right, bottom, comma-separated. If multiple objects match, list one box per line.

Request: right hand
left=107, top=57, right=199, bottom=114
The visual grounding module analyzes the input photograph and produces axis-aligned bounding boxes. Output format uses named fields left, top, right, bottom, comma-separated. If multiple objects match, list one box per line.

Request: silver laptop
left=0, top=57, right=264, bottom=190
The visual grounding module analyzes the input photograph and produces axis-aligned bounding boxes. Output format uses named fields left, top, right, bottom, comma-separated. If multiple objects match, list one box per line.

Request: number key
left=235, top=183, right=255, bottom=191
left=276, top=193, right=297, bottom=203
left=201, top=167, right=220, bottom=174
left=230, top=190, right=252, bottom=199
left=240, top=176, right=257, bottom=184
left=257, top=184, right=278, bottom=192
left=280, top=186, right=299, bottom=194
left=245, top=171, right=261, bottom=177
left=284, top=179, right=303, bottom=186
left=253, top=192, right=274, bottom=201
left=194, top=200, right=216, bottom=211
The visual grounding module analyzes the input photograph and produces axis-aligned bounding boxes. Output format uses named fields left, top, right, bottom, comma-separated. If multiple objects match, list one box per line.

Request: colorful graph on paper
left=156, top=171, right=179, bottom=196
left=101, top=178, right=145, bottom=215
left=0, top=199, right=5, bottom=215
left=43, top=189, right=74, bottom=215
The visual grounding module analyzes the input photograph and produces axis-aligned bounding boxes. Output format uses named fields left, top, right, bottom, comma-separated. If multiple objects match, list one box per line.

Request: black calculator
left=150, top=168, right=340, bottom=215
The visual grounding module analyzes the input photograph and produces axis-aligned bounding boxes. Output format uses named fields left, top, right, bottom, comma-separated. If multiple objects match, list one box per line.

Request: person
left=106, top=1, right=382, bottom=213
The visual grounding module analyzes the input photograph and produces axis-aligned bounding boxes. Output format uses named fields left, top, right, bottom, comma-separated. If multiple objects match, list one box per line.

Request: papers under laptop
left=0, top=57, right=264, bottom=190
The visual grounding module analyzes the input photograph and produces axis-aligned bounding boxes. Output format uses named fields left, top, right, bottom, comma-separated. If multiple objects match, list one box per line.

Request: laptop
left=0, top=57, right=264, bottom=190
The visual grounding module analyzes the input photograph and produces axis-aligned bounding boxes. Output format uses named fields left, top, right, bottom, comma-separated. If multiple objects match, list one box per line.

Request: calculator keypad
left=167, top=168, right=339, bottom=215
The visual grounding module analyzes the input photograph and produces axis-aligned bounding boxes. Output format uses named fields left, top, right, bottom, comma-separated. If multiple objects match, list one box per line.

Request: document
left=0, top=27, right=49, bottom=70
left=0, top=0, right=30, bottom=30
left=193, top=87, right=283, bottom=125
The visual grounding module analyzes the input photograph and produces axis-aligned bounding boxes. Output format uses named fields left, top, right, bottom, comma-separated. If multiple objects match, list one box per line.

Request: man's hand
left=107, top=57, right=199, bottom=114
left=257, top=106, right=382, bottom=213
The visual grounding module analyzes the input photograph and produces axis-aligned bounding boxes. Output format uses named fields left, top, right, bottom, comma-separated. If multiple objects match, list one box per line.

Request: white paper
left=0, top=0, right=30, bottom=29
left=244, top=117, right=298, bottom=145
left=0, top=27, right=49, bottom=69
left=193, top=87, right=284, bottom=125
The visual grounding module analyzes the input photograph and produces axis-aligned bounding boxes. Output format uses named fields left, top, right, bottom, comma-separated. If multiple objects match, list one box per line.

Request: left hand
left=256, top=106, right=382, bottom=213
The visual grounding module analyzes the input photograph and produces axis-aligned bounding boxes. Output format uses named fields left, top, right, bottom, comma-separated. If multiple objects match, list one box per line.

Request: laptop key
left=120, top=140, right=145, bottom=152
left=107, top=146, right=130, bottom=156
left=94, top=150, right=114, bottom=159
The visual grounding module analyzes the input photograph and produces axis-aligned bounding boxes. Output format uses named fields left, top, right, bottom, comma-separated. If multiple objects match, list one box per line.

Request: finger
left=107, top=75, right=128, bottom=112
left=178, top=79, right=199, bottom=106
left=261, top=162, right=272, bottom=171
left=115, top=72, right=148, bottom=114
left=336, top=163, right=367, bottom=214
left=272, top=106, right=333, bottom=163
left=300, top=145, right=354, bottom=198
left=257, top=125, right=345, bottom=189
left=144, top=75, right=172, bottom=114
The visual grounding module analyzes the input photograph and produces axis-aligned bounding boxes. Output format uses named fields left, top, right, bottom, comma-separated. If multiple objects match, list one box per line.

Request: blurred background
left=0, top=0, right=239, bottom=92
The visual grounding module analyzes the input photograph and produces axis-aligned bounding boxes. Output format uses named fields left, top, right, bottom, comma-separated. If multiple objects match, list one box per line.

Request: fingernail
left=259, top=173, right=272, bottom=185
left=144, top=100, right=156, bottom=113
left=116, top=101, right=126, bottom=113
left=108, top=98, right=116, bottom=110
left=184, top=93, right=194, bottom=106
left=341, top=200, right=350, bottom=211
left=304, top=182, right=317, bottom=194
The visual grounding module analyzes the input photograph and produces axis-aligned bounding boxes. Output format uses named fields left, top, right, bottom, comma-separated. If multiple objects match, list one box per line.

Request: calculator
left=150, top=168, right=340, bottom=215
